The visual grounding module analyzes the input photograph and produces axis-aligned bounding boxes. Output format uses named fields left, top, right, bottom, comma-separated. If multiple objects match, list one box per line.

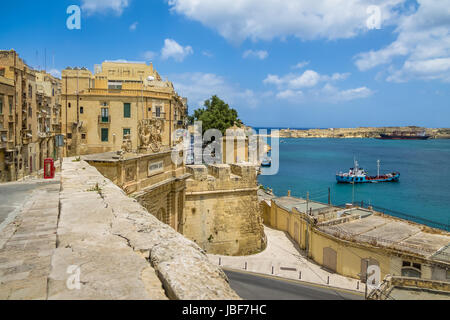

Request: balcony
left=98, top=115, right=111, bottom=124
left=152, top=112, right=166, bottom=119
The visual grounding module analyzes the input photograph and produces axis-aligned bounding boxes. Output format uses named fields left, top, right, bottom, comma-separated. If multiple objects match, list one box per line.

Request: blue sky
left=1, top=0, right=449, bottom=128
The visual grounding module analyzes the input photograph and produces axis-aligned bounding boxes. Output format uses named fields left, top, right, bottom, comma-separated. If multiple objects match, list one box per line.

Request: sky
left=1, top=0, right=449, bottom=128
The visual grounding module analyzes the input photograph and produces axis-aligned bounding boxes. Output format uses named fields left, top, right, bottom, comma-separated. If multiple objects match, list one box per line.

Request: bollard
left=245, top=262, right=248, bottom=270
left=357, top=281, right=360, bottom=290
left=299, top=271, right=302, bottom=280
left=219, top=257, right=221, bottom=266
left=272, top=266, right=274, bottom=275
left=327, top=276, right=330, bottom=285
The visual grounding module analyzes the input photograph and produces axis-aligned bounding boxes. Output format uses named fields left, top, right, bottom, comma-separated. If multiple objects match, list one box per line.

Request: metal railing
left=98, top=115, right=111, bottom=124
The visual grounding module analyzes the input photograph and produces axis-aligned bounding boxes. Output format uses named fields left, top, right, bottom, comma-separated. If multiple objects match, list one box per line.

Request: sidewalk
left=0, top=176, right=61, bottom=299
left=208, top=226, right=366, bottom=294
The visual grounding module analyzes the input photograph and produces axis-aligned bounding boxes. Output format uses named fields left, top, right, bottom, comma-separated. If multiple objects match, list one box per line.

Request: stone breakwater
left=277, top=127, right=450, bottom=139
left=0, top=158, right=240, bottom=300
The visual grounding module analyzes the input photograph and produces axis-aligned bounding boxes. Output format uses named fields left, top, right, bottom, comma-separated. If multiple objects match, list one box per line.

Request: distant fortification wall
left=279, top=127, right=450, bottom=139
left=183, top=163, right=264, bottom=256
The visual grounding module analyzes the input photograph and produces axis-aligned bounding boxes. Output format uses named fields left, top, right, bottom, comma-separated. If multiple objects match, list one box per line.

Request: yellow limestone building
left=0, top=50, right=61, bottom=182
left=61, top=60, right=187, bottom=156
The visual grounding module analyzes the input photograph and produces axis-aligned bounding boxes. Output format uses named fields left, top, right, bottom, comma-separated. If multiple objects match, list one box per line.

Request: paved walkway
left=208, top=226, right=366, bottom=294
left=0, top=177, right=60, bottom=300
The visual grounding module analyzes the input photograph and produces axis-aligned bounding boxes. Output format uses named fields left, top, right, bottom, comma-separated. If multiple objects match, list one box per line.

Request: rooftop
left=273, top=196, right=331, bottom=214
left=320, top=213, right=450, bottom=259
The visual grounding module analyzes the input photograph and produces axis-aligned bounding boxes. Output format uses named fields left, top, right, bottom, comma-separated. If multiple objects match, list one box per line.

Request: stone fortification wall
left=183, top=163, right=264, bottom=256
left=279, top=127, right=450, bottom=139
left=51, top=158, right=240, bottom=300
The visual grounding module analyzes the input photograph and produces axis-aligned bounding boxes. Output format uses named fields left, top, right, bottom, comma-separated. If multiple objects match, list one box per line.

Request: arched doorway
left=323, top=247, right=337, bottom=272
left=156, top=208, right=170, bottom=226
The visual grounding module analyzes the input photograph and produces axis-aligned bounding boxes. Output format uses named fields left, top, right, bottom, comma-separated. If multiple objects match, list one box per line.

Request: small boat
left=336, top=160, right=400, bottom=184
left=261, top=156, right=272, bottom=167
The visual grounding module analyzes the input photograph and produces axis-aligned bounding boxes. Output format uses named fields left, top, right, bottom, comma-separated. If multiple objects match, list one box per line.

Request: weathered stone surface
left=50, top=158, right=240, bottom=300
left=0, top=181, right=60, bottom=300
left=184, top=164, right=264, bottom=256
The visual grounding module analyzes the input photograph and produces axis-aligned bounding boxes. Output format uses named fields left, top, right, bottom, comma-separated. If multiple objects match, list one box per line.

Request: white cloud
left=355, top=0, right=450, bottom=82
left=129, top=22, right=138, bottom=31
left=276, top=89, right=304, bottom=100
left=243, top=50, right=269, bottom=60
left=264, top=69, right=349, bottom=89
left=264, top=69, right=370, bottom=102
left=48, top=69, right=61, bottom=79
left=292, top=61, right=310, bottom=69
left=319, top=84, right=374, bottom=102
left=161, top=39, right=193, bottom=62
left=202, top=51, right=214, bottom=58
left=170, top=73, right=259, bottom=109
left=168, top=0, right=404, bottom=43
left=81, top=0, right=130, bottom=15
left=143, top=51, right=157, bottom=61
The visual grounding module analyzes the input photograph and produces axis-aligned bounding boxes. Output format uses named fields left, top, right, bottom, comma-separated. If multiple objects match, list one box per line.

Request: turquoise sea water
left=258, top=138, right=450, bottom=229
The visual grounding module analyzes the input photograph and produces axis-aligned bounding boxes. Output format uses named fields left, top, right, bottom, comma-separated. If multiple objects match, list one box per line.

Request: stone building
left=84, top=150, right=265, bottom=256
left=61, top=60, right=188, bottom=156
left=183, top=163, right=263, bottom=256
left=0, top=50, right=61, bottom=182
left=262, top=194, right=450, bottom=284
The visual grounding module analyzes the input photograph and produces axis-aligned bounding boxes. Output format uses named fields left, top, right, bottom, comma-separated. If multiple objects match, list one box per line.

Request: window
left=80, top=106, right=84, bottom=114
left=68, top=103, right=71, bottom=108
left=67, top=133, right=72, bottom=139
left=123, top=128, right=131, bottom=139
left=8, top=96, right=13, bottom=113
left=402, top=261, right=422, bottom=278
left=101, top=108, right=109, bottom=123
left=101, top=128, right=109, bottom=142
left=0, top=94, right=3, bottom=114
left=28, top=84, right=32, bottom=98
left=108, top=81, right=122, bottom=90
left=124, top=103, right=131, bottom=118
left=156, top=106, right=161, bottom=118
left=81, top=133, right=86, bottom=140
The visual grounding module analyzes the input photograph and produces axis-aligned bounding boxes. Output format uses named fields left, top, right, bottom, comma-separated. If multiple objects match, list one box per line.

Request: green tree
left=192, top=95, right=243, bottom=134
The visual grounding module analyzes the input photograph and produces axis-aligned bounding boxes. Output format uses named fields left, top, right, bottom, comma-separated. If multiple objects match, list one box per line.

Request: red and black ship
left=377, top=131, right=431, bottom=140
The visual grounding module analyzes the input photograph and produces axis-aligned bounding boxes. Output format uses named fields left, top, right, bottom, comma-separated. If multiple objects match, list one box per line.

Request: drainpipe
left=65, top=75, right=68, bottom=157
left=169, top=99, right=172, bottom=147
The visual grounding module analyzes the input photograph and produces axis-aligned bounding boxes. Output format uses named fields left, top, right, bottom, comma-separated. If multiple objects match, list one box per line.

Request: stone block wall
left=183, top=163, right=264, bottom=256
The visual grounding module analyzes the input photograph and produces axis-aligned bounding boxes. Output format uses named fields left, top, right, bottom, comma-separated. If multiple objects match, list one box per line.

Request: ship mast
left=377, top=160, right=381, bottom=178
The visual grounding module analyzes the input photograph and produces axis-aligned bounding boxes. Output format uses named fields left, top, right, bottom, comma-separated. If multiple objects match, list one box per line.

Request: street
left=225, top=269, right=364, bottom=300
left=0, top=180, right=59, bottom=229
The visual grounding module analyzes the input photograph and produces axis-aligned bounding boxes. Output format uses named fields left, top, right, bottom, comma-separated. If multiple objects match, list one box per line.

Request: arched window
left=402, top=261, right=422, bottom=278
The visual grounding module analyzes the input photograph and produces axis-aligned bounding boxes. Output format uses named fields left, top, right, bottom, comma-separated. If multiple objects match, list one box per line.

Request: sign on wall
left=148, top=161, right=164, bottom=176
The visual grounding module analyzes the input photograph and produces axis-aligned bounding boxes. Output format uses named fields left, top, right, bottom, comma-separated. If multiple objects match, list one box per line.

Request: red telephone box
left=44, top=158, right=55, bottom=179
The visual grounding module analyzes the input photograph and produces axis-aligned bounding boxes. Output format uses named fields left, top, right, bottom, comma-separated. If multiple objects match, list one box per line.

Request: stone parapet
left=186, top=163, right=258, bottom=193
left=51, top=158, right=240, bottom=300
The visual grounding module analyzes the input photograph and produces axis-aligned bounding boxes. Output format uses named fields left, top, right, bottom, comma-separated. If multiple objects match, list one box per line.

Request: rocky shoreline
left=276, top=127, right=450, bottom=139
